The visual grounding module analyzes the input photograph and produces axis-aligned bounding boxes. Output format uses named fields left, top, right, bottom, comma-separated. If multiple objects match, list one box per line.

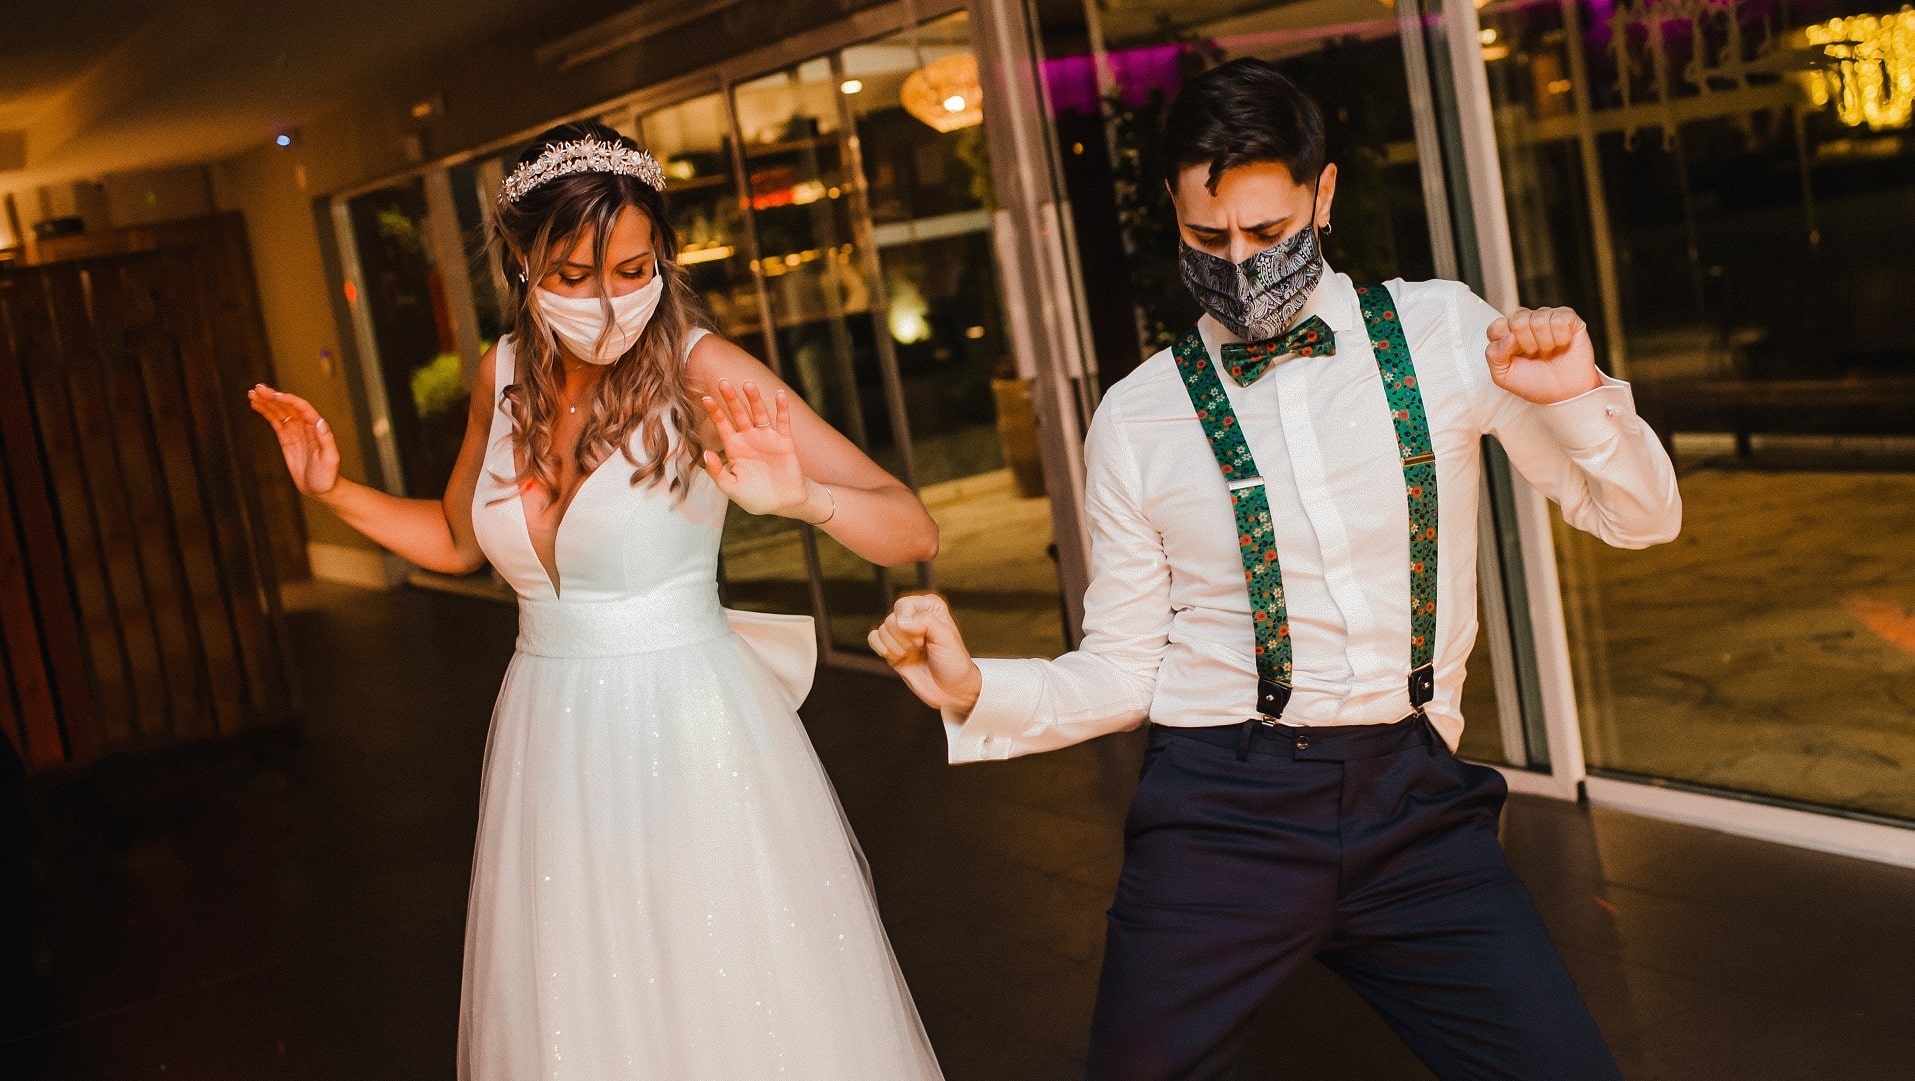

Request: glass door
left=337, top=179, right=471, bottom=499
left=635, top=91, right=823, bottom=623
left=730, top=56, right=916, bottom=656
left=722, top=15, right=1070, bottom=661
left=840, top=10, right=1069, bottom=659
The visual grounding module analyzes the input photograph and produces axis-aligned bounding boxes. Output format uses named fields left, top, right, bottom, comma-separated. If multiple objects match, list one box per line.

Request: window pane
left=342, top=179, right=464, bottom=499
left=733, top=56, right=898, bottom=651
left=1483, top=0, right=1915, bottom=818
left=844, top=10, right=1067, bottom=658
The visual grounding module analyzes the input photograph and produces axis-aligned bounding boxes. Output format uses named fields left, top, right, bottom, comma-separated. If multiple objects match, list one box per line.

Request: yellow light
left=1482, top=43, right=1511, bottom=61
left=888, top=280, right=932, bottom=344
left=1547, top=78, right=1574, bottom=95
left=903, top=54, right=984, bottom=132
left=679, top=245, right=734, bottom=265
left=840, top=79, right=864, bottom=95
left=965, top=324, right=986, bottom=339
left=1480, top=28, right=1498, bottom=45
left=1798, top=10, right=1915, bottom=131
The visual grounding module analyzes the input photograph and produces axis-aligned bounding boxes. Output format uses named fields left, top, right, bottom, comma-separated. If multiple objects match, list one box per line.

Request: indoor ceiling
left=0, top=0, right=628, bottom=191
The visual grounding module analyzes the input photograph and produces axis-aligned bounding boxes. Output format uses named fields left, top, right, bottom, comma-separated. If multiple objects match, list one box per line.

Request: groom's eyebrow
left=1185, top=217, right=1288, bottom=234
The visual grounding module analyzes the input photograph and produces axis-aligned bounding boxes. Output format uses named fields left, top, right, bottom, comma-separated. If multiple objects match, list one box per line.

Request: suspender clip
left=1257, top=677, right=1292, bottom=721
left=1407, top=664, right=1435, bottom=711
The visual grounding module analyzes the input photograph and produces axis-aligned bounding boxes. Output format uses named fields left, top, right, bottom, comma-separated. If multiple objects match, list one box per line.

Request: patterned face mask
left=1177, top=216, right=1325, bottom=343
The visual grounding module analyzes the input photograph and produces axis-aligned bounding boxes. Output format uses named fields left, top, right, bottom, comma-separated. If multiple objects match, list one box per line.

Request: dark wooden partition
left=0, top=214, right=301, bottom=770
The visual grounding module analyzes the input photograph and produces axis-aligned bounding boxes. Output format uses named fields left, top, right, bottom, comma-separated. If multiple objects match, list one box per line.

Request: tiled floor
left=2, top=580, right=1912, bottom=1079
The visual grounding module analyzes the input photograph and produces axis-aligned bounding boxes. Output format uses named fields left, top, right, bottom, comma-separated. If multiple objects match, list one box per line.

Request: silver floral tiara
left=498, top=138, right=667, bottom=205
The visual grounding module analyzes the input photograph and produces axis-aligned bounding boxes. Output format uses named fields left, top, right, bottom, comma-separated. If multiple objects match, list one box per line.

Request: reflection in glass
left=1483, top=0, right=1915, bottom=818
left=634, top=93, right=818, bottom=620
left=732, top=59, right=904, bottom=650
left=343, top=180, right=467, bottom=498
left=448, top=159, right=508, bottom=345
left=844, top=10, right=1067, bottom=658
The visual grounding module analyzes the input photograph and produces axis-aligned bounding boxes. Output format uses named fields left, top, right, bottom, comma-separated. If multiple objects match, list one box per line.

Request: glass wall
left=731, top=55, right=908, bottom=653
left=1481, top=0, right=1915, bottom=818
left=722, top=10, right=1067, bottom=658
left=843, top=12, right=1067, bottom=658
left=340, top=179, right=470, bottom=498
left=634, top=91, right=820, bottom=624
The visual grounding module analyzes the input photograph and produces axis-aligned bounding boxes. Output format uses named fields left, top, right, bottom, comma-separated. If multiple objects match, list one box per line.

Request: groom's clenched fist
left=1485, top=306, right=1604, bottom=406
left=869, top=593, right=984, bottom=715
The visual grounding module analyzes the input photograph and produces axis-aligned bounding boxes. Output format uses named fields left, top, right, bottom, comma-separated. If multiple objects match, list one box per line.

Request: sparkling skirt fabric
left=456, top=607, right=943, bottom=1080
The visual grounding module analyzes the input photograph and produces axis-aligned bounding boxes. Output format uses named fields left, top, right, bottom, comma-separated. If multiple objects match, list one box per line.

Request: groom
left=870, top=59, right=1680, bottom=1080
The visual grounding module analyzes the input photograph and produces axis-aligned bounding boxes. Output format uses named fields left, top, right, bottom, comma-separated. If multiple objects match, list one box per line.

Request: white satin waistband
left=515, top=584, right=732, bottom=658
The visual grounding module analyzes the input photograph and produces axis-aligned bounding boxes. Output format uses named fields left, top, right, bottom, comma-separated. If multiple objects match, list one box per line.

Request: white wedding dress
left=459, top=330, right=943, bottom=1080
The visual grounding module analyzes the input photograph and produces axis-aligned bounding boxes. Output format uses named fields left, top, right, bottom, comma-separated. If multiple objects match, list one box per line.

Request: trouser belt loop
left=1236, top=719, right=1257, bottom=762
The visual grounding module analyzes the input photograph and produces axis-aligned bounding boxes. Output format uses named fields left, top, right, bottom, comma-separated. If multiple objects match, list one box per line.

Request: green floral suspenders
left=1171, top=283, right=1438, bottom=722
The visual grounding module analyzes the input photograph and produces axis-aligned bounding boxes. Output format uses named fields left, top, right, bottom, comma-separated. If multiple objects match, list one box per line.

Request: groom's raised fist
left=869, top=593, right=983, bottom=715
left=1485, top=306, right=1603, bottom=406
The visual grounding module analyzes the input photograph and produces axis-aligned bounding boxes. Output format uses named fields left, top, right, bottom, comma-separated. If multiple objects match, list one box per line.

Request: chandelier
left=1798, top=8, right=1915, bottom=131
left=902, top=53, right=984, bottom=132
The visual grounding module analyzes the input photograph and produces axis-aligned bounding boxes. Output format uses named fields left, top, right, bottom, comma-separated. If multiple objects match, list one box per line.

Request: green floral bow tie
left=1216, top=316, right=1337, bottom=387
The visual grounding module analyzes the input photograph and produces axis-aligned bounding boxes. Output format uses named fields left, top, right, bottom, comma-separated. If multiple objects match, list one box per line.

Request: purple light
left=1041, top=44, right=1188, bottom=116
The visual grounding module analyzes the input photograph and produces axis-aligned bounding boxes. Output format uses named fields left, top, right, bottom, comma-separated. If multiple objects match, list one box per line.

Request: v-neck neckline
left=516, top=461, right=608, bottom=599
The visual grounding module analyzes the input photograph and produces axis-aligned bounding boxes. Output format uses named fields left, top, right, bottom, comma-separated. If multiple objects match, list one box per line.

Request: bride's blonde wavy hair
left=490, top=120, right=704, bottom=501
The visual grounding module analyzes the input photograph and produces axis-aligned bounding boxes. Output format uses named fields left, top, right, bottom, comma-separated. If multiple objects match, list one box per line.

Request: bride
left=249, top=120, right=946, bottom=1080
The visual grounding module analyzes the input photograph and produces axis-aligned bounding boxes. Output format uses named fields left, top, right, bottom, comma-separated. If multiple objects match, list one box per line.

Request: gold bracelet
left=813, top=483, right=837, bottom=525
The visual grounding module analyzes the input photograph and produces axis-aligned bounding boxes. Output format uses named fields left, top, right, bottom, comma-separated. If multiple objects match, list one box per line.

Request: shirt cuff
left=1540, top=374, right=1638, bottom=452
left=942, top=658, right=1042, bottom=764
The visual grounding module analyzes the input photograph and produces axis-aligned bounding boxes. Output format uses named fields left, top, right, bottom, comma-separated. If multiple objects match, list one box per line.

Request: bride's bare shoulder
left=684, top=329, right=778, bottom=394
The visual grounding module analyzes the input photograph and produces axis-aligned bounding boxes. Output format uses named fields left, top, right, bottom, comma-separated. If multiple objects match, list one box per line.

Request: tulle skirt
left=456, top=622, right=942, bottom=1080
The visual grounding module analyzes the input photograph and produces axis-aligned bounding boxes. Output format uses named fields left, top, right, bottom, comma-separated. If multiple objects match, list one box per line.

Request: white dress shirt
left=945, top=270, right=1681, bottom=763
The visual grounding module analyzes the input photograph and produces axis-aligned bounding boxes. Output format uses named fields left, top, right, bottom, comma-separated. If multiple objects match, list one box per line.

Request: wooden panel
left=154, top=246, right=291, bottom=719
left=81, top=265, right=217, bottom=740
left=0, top=474, right=64, bottom=766
left=3, top=275, right=137, bottom=751
left=0, top=280, right=100, bottom=763
left=0, top=596, right=22, bottom=757
left=42, top=268, right=174, bottom=743
left=194, top=216, right=309, bottom=592
left=114, top=255, right=250, bottom=736
left=0, top=213, right=299, bottom=769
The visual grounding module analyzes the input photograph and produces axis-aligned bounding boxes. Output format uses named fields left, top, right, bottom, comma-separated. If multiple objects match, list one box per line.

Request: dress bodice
left=471, top=331, right=728, bottom=604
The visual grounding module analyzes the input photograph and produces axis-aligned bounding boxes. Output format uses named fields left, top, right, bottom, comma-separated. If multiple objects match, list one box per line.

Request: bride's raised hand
left=248, top=384, right=340, bottom=497
left=700, top=380, right=812, bottom=518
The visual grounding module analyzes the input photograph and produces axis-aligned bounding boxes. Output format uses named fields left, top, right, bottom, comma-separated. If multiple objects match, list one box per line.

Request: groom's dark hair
left=1161, top=58, right=1326, bottom=195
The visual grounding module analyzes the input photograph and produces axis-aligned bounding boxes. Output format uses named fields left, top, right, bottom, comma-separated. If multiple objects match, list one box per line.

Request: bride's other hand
left=248, top=384, right=340, bottom=497
left=700, top=380, right=823, bottom=520
left=869, top=593, right=983, bottom=715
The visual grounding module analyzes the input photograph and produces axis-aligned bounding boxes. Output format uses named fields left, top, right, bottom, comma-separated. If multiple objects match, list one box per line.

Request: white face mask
left=533, top=274, right=663, bottom=365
